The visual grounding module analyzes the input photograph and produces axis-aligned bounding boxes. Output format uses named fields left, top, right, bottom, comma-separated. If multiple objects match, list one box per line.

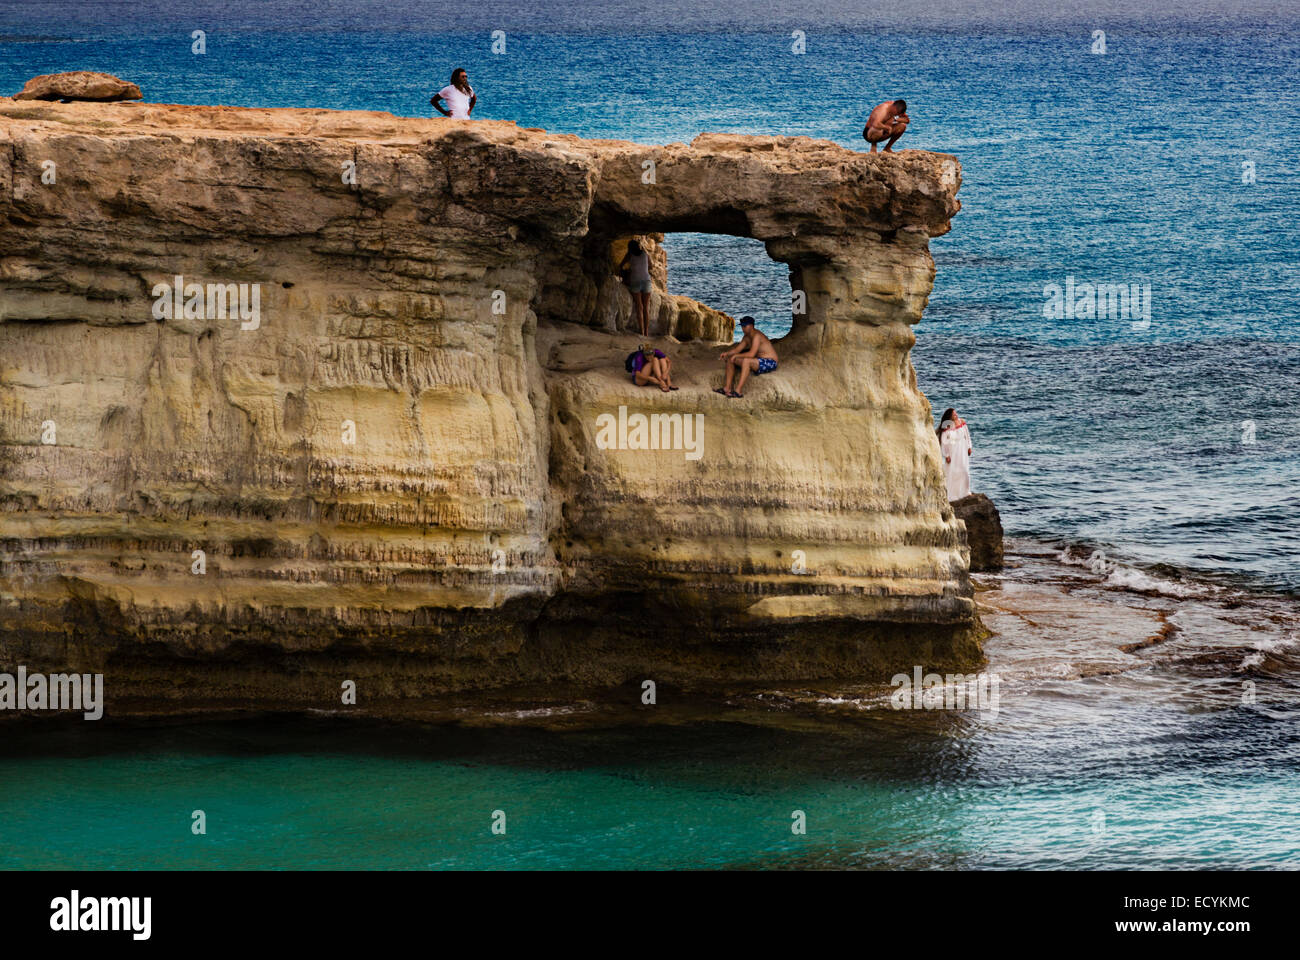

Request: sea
left=1, top=1, right=1297, bottom=870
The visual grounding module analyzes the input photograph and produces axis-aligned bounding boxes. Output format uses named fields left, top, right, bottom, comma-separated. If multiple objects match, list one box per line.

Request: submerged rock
left=0, top=100, right=977, bottom=716
left=952, top=493, right=1004, bottom=572
left=13, top=71, right=143, bottom=102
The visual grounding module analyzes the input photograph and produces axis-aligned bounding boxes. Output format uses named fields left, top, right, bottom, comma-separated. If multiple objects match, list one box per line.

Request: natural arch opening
left=531, top=193, right=837, bottom=354
left=558, top=226, right=811, bottom=345
left=660, top=233, right=797, bottom=343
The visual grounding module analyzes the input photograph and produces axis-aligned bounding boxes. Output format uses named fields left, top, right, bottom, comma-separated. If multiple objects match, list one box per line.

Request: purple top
left=631, top=349, right=665, bottom=373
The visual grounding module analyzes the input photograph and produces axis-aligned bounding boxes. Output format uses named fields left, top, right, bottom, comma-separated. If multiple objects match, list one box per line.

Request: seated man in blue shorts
left=715, top=316, right=778, bottom=399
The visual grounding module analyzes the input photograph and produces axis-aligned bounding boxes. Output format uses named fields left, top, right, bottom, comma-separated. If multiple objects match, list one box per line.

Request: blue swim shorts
left=757, top=358, right=778, bottom=374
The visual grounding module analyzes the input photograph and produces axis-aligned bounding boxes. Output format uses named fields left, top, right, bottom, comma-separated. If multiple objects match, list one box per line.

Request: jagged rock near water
left=0, top=97, right=979, bottom=717
left=11, top=71, right=143, bottom=102
left=952, top=493, right=1004, bottom=572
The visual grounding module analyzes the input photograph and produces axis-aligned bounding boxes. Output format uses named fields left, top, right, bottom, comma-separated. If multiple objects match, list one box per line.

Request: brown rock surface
left=12, top=71, right=143, bottom=102
left=0, top=100, right=975, bottom=717
left=952, top=493, right=1005, bottom=572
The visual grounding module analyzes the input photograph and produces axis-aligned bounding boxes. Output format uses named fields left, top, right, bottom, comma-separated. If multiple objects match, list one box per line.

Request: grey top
left=627, top=251, right=651, bottom=284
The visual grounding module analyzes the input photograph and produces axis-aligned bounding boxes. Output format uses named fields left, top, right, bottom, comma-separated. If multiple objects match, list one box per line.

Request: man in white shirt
left=431, top=68, right=476, bottom=119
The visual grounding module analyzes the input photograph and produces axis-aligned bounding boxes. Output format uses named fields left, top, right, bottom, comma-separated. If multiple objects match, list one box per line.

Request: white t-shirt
left=437, top=84, right=475, bottom=119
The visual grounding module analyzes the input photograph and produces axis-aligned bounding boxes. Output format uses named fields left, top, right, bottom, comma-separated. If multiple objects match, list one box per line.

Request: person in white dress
left=937, top=407, right=972, bottom=501
left=431, top=68, right=476, bottom=119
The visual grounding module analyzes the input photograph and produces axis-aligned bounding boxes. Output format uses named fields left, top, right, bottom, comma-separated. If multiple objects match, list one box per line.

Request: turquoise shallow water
left=2, top=694, right=1297, bottom=870
left=1, top=6, right=1298, bottom=869
left=2, top=543, right=1299, bottom=870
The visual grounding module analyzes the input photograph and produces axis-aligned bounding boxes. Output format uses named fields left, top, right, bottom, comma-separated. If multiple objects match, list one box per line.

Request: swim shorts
left=757, top=358, right=777, bottom=374
left=628, top=280, right=652, bottom=293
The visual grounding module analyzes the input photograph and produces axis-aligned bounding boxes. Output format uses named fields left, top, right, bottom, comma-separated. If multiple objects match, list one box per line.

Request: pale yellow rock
left=0, top=99, right=975, bottom=716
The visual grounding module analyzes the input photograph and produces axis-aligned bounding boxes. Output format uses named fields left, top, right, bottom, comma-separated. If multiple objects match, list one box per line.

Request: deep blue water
left=1, top=7, right=1297, bottom=870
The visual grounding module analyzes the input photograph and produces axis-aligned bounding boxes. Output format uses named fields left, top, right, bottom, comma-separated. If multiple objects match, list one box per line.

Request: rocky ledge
left=0, top=96, right=981, bottom=718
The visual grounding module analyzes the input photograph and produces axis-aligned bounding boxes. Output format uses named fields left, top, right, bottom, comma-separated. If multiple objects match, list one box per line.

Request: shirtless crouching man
left=863, top=99, right=909, bottom=152
left=715, top=316, right=778, bottom=399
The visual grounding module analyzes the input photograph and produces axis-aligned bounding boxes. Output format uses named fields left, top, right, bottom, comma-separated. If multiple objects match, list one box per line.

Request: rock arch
left=0, top=100, right=975, bottom=714
left=527, top=131, right=976, bottom=678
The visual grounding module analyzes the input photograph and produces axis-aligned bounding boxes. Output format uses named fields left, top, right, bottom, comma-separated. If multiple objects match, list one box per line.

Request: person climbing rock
left=863, top=99, right=909, bottom=152
left=431, top=68, right=476, bottom=119
left=619, top=239, right=653, bottom=337
left=937, top=407, right=972, bottom=500
left=715, top=316, right=778, bottom=398
left=626, top=344, right=677, bottom=392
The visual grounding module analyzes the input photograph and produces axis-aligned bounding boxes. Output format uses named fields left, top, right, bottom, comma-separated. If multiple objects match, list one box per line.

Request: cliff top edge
left=0, top=97, right=959, bottom=168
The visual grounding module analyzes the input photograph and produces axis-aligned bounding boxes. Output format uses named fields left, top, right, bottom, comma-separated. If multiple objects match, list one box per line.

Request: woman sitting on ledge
left=625, top=345, right=677, bottom=392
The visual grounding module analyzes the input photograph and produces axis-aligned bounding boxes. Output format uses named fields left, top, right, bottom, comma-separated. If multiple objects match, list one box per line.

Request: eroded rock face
left=12, top=71, right=143, bottom=102
left=0, top=100, right=973, bottom=716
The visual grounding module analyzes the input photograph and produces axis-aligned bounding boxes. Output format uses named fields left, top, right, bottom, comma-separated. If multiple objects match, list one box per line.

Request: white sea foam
left=1102, top=567, right=1208, bottom=599
left=1246, top=632, right=1300, bottom=655
left=1056, top=546, right=1218, bottom=599
left=814, top=695, right=883, bottom=709
left=485, top=705, right=585, bottom=719
left=1056, top=547, right=1110, bottom=572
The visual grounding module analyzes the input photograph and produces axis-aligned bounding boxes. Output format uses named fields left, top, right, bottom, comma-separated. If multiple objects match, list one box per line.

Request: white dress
left=940, top=421, right=972, bottom=500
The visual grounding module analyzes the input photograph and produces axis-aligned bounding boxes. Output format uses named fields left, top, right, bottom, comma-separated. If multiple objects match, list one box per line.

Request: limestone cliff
left=0, top=98, right=974, bottom=717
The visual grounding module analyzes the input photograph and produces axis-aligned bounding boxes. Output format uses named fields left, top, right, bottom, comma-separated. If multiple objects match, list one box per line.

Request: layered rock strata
left=0, top=97, right=976, bottom=716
